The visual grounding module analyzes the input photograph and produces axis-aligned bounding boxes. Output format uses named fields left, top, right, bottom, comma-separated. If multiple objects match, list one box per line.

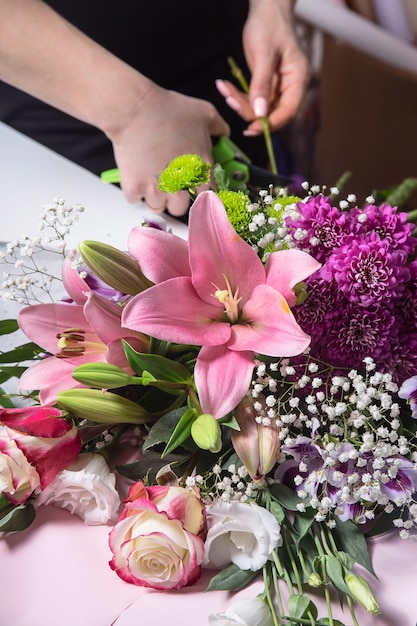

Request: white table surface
left=0, top=122, right=188, bottom=249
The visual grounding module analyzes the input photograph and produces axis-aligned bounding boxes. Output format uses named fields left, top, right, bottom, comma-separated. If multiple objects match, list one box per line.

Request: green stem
left=263, top=566, right=280, bottom=626
left=283, top=531, right=303, bottom=594
left=346, top=595, right=360, bottom=626
left=272, top=560, right=286, bottom=619
left=406, top=208, right=417, bottom=222
left=261, top=117, right=278, bottom=175
left=314, top=535, right=335, bottom=626
left=188, top=386, right=202, bottom=413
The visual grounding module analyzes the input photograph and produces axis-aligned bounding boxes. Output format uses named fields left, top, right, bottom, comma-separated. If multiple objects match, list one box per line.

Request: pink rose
left=0, top=435, right=40, bottom=504
left=109, top=481, right=206, bottom=590
left=0, top=406, right=81, bottom=500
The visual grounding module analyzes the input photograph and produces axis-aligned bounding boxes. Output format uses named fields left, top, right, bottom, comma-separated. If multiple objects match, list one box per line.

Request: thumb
left=209, top=111, right=230, bottom=139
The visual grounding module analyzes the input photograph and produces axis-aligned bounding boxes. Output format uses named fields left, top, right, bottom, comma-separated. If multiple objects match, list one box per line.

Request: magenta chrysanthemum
left=285, top=195, right=350, bottom=263
left=322, top=233, right=409, bottom=307
left=351, top=203, right=417, bottom=255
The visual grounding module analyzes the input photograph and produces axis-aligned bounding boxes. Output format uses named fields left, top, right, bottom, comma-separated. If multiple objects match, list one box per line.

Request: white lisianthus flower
left=203, top=501, right=282, bottom=571
left=35, top=452, right=121, bottom=525
left=208, top=597, right=275, bottom=626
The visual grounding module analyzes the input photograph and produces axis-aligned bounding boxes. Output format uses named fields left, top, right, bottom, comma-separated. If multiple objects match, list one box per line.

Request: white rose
left=209, top=597, right=275, bottom=626
left=35, top=452, right=121, bottom=524
left=203, top=501, right=282, bottom=572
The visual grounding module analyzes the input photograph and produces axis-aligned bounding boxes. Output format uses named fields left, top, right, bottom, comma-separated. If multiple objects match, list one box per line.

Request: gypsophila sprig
left=0, top=198, right=84, bottom=304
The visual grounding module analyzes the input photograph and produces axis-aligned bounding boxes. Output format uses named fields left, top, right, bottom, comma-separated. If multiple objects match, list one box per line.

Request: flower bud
left=78, top=240, right=153, bottom=296
left=56, top=388, right=149, bottom=424
left=191, top=414, right=222, bottom=453
left=307, top=572, right=322, bottom=588
left=72, top=362, right=137, bottom=389
left=345, top=573, right=380, bottom=615
left=232, top=395, right=280, bottom=480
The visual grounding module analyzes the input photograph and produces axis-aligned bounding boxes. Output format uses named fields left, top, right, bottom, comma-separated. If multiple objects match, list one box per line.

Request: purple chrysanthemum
left=351, top=203, right=417, bottom=255
left=319, top=302, right=396, bottom=368
left=294, top=276, right=341, bottom=338
left=322, top=233, right=410, bottom=307
left=377, top=330, right=417, bottom=384
left=285, top=195, right=350, bottom=263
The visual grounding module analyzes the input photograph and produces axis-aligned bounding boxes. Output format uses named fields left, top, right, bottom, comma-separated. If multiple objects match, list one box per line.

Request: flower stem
left=314, top=535, right=335, bottom=626
left=346, top=594, right=360, bottom=626
left=227, top=56, right=278, bottom=175
left=263, top=566, right=280, bottom=626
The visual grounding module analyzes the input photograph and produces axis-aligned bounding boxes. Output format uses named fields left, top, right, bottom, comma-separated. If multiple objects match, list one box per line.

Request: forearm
left=0, top=0, right=152, bottom=140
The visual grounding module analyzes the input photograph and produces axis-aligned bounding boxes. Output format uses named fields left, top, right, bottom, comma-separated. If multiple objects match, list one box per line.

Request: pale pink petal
left=18, top=303, right=91, bottom=354
left=188, top=191, right=265, bottom=306
left=229, top=284, right=310, bottom=357
left=128, top=226, right=190, bottom=283
left=194, top=345, right=255, bottom=419
left=18, top=357, right=89, bottom=405
left=265, top=249, right=321, bottom=307
left=62, top=250, right=90, bottom=304
left=105, top=338, right=148, bottom=369
left=122, top=277, right=231, bottom=346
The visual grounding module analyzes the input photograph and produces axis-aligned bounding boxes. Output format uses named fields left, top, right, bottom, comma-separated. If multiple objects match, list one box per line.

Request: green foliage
left=206, top=562, right=259, bottom=592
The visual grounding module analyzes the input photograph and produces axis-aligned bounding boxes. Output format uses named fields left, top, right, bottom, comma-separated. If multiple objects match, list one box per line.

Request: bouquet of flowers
left=1, top=155, right=417, bottom=626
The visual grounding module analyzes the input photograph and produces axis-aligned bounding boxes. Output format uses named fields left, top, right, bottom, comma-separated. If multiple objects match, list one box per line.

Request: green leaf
left=123, top=341, right=192, bottom=385
left=0, top=343, right=43, bottom=363
left=293, top=508, right=315, bottom=548
left=316, top=619, right=346, bottom=625
left=0, top=389, right=15, bottom=408
left=287, top=594, right=317, bottom=620
left=386, top=177, right=417, bottom=208
left=0, top=366, right=27, bottom=384
left=269, top=482, right=305, bottom=511
left=162, top=407, right=198, bottom=457
left=324, top=555, right=350, bottom=595
left=269, top=500, right=285, bottom=523
left=143, top=407, right=189, bottom=450
left=0, top=502, right=36, bottom=532
left=218, top=414, right=240, bottom=430
left=332, top=518, right=376, bottom=576
left=0, top=319, right=19, bottom=335
left=205, top=563, right=259, bottom=591
left=116, top=452, right=188, bottom=483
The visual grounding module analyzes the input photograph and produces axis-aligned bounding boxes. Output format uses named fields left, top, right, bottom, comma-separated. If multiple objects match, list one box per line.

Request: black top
left=0, top=1, right=269, bottom=174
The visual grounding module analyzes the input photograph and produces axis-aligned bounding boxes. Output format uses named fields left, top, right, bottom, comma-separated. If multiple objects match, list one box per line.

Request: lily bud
left=78, top=240, right=153, bottom=296
left=232, top=395, right=281, bottom=480
left=72, top=362, right=138, bottom=389
left=191, top=413, right=222, bottom=453
left=345, top=573, right=380, bottom=615
left=307, top=573, right=322, bottom=588
left=56, top=388, right=150, bottom=424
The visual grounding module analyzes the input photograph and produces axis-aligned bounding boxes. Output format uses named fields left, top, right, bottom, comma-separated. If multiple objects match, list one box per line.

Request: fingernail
left=253, top=96, right=268, bottom=118
left=215, top=79, right=231, bottom=98
left=243, top=129, right=259, bottom=137
left=225, top=96, right=241, bottom=112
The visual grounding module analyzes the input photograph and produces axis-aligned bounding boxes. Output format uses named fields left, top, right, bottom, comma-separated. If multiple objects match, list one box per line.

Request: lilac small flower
left=381, top=457, right=417, bottom=504
left=323, top=233, right=410, bottom=307
left=399, top=375, right=417, bottom=418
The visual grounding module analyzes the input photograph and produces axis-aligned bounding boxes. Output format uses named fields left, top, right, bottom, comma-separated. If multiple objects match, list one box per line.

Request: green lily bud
left=56, top=388, right=150, bottom=424
left=294, top=281, right=308, bottom=306
left=72, top=362, right=138, bottom=389
left=78, top=240, right=153, bottom=295
left=191, top=413, right=222, bottom=453
left=307, top=572, right=322, bottom=588
left=345, top=573, right=380, bottom=615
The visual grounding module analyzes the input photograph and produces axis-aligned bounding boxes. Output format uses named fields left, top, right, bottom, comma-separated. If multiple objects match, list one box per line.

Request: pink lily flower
left=122, top=191, right=320, bottom=419
left=18, top=257, right=148, bottom=405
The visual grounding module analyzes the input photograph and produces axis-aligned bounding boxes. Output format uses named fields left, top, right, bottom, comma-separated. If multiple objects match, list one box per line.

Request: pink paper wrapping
left=0, top=504, right=416, bottom=626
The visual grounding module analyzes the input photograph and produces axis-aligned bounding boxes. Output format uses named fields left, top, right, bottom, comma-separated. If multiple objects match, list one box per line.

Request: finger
left=144, top=177, right=167, bottom=213
left=165, top=190, right=191, bottom=217
left=216, top=79, right=255, bottom=122
left=247, top=52, right=275, bottom=118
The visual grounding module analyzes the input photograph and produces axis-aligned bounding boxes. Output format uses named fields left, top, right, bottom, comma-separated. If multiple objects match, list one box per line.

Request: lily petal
left=128, top=226, right=190, bottom=283
left=62, top=250, right=90, bottom=304
left=18, top=357, right=87, bottom=405
left=189, top=191, right=265, bottom=306
left=122, top=277, right=231, bottom=346
left=265, top=249, right=321, bottom=307
left=194, top=344, right=255, bottom=419
left=18, top=303, right=91, bottom=354
left=229, top=284, right=310, bottom=356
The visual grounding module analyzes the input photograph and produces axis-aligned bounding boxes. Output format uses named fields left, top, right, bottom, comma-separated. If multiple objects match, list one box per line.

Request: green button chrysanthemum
left=158, top=154, right=211, bottom=194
